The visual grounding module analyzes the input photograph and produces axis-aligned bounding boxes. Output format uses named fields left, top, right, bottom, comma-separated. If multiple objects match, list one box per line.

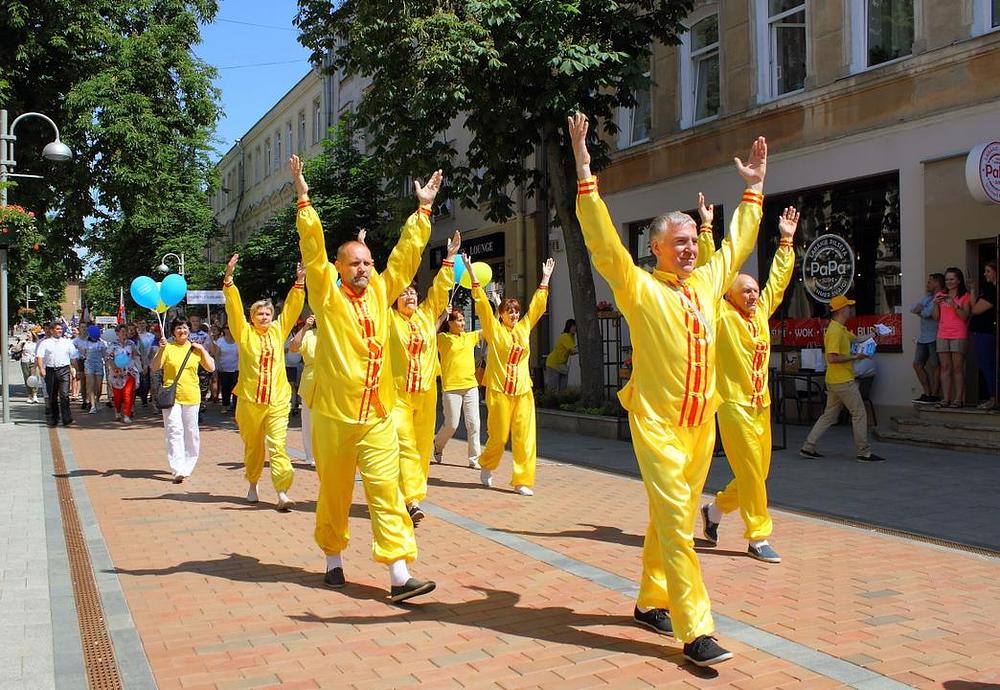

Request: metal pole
left=1, top=109, right=10, bottom=423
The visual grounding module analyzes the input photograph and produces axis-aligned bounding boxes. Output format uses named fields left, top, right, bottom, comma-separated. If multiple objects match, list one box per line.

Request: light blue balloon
left=160, top=273, right=188, bottom=307
left=130, top=276, right=160, bottom=310
left=114, top=351, right=129, bottom=368
left=452, top=258, right=466, bottom=286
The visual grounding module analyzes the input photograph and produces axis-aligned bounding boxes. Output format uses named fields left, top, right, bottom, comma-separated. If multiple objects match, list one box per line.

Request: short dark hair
left=562, top=319, right=576, bottom=333
left=930, top=273, right=946, bottom=291
left=169, top=316, right=190, bottom=334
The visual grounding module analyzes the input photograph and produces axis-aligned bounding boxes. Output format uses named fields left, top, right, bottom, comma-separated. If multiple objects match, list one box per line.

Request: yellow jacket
left=716, top=243, right=795, bottom=408
left=472, top=284, right=548, bottom=396
left=575, top=176, right=762, bottom=427
left=297, top=330, right=317, bottom=401
left=296, top=202, right=431, bottom=424
left=437, top=330, right=481, bottom=391
left=223, top=281, right=305, bottom=406
left=389, top=260, right=454, bottom=394
left=545, top=332, right=576, bottom=369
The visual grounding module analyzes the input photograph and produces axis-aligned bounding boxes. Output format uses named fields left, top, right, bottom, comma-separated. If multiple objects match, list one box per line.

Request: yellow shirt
left=223, top=281, right=305, bottom=406
left=716, top=243, right=795, bottom=408
left=575, top=176, right=763, bottom=427
left=824, top=319, right=855, bottom=385
left=545, top=332, right=576, bottom=369
left=297, top=330, right=317, bottom=401
left=388, top=260, right=454, bottom=394
left=473, top=284, right=548, bottom=395
left=296, top=202, right=431, bottom=424
left=437, top=330, right=481, bottom=391
left=160, top=342, right=202, bottom=406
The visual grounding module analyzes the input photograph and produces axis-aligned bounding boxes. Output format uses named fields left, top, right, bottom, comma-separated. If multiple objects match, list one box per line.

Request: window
left=680, top=12, right=720, bottom=127
left=617, top=62, right=652, bottom=148
left=254, top=145, right=261, bottom=184
left=298, top=112, right=307, bottom=152
left=972, top=0, right=1000, bottom=34
left=851, top=0, right=913, bottom=71
left=264, top=139, right=272, bottom=177
left=275, top=129, right=282, bottom=169
left=756, top=0, right=807, bottom=100
left=312, top=98, right=322, bottom=143
left=286, top=122, right=293, bottom=158
left=246, top=153, right=253, bottom=187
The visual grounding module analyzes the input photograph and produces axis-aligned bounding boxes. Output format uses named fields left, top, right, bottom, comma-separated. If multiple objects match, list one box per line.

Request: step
left=893, top=415, right=1000, bottom=442
left=873, top=428, right=1000, bottom=455
left=912, top=403, right=1000, bottom=427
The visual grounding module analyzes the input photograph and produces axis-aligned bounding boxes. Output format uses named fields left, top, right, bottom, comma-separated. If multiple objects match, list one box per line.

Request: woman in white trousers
left=433, top=309, right=483, bottom=468
left=151, top=316, right=216, bottom=482
left=288, top=315, right=316, bottom=465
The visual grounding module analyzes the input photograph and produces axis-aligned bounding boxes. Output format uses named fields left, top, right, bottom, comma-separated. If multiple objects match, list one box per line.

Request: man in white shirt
left=36, top=322, right=79, bottom=426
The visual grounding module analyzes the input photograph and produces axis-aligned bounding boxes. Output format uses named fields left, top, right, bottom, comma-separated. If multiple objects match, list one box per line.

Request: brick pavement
left=57, top=402, right=1000, bottom=689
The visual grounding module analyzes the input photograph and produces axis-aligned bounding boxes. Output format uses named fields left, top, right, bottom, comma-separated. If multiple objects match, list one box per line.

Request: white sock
left=325, top=554, right=342, bottom=572
left=389, top=559, right=410, bottom=587
left=749, top=539, right=769, bottom=548
left=707, top=503, right=723, bottom=523
left=636, top=605, right=651, bottom=613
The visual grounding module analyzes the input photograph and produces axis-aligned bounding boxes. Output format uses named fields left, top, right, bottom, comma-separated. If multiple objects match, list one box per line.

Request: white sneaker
left=89, top=406, right=98, bottom=414
left=122, top=416, right=132, bottom=424
left=515, top=486, right=534, bottom=496
left=276, top=491, right=293, bottom=512
left=246, top=484, right=259, bottom=503
left=115, top=412, right=122, bottom=421
left=480, top=469, right=493, bottom=488
left=468, top=458, right=481, bottom=470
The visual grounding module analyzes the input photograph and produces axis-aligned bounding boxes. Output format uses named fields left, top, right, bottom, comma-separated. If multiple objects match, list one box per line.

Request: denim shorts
left=913, top=340, right=937, bottom=365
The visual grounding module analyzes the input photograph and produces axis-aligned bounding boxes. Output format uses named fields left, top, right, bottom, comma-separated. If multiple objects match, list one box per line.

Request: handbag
left=157, top=346, right=195, bottom=408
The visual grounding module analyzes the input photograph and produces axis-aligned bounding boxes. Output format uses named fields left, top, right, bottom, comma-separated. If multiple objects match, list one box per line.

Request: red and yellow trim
left=296, top=198, right=312, bottom=209
left=677, top=284, right=710, bottom=428
left=741, top=190, right=764, bottom=207
left=417, top=206, right=432, bottom=217
left=699, top=223, right=713, bottom=235
left=778, top=239, right=794, bottom=249
left=577, top=177, right=598, bottom=196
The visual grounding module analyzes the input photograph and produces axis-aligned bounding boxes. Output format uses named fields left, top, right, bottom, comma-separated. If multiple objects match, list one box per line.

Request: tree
left=296, top=0, right=693, bottom=406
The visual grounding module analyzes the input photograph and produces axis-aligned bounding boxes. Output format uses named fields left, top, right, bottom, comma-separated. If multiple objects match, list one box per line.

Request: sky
left=197, top=0, right=315, bottom=161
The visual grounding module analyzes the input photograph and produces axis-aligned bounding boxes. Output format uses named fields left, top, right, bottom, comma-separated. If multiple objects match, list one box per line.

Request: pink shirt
left=937, top=293, right=971, bottom=339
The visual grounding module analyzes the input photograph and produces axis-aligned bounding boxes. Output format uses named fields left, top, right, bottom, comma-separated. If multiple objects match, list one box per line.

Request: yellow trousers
left=235, top=399, right=294, bottom=492
left=394, top=387, right=438, bottom=505
left=312, top=411, right=417, bottom=564
left=715, top=403, right=773, bottom=541
left=630, top=413, right=715, bottom=643
left=480, top=389, right=536, bottom=487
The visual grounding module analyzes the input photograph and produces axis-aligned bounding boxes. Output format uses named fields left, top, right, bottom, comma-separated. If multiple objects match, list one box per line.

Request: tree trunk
left=543, top=133, right=605, bottom=408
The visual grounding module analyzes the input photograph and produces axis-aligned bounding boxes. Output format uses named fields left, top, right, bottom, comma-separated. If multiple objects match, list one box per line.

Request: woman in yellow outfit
left=223, top=254, right=305, bottom=511
left=544, top=320, right=577, bottom=391
left=697, top=204, right=799, bottom=565
left=288, top=315, right=317, bottom=466
left=433, top=309, right=485, bottom=469
left=569, top=113, right=767, bottom=666
left=467, top=253, right=555, bottom=496
left=389, top=230, right=461, bottom=525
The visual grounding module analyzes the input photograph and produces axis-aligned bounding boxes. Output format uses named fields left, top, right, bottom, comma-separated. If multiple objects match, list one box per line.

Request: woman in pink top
left=933, top=267, right=972, bottom=408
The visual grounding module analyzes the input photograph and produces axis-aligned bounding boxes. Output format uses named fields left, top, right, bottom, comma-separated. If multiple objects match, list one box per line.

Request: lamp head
left=157, top=263, right=169, bottom=273
left=42, top=140, right=73, bottom=162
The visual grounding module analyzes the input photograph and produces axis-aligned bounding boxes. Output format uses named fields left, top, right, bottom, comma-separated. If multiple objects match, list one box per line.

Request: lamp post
left=158, top=251, right=185, bottom=276
left=23, top=283, right=42, bottom=312
left=1, top=108, right=73, bottom=424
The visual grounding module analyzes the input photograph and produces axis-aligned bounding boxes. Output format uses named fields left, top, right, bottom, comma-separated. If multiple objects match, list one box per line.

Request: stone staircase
left=874, top=404, right=1000, bottom=455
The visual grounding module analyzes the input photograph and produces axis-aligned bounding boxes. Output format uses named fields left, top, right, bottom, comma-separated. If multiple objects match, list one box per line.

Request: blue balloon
left=114, top=351, right=129, bottom=368
left=452, top=259, right=466, bottom=286
left=87, top=325, right=101, bottom=340
left=159, top=273, right=188, bottom=307
left=130, top=276, right=160, bottom=310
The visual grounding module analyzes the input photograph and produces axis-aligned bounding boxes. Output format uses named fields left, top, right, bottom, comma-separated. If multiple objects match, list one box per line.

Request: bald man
left=699, top=207, right=799, bottom=564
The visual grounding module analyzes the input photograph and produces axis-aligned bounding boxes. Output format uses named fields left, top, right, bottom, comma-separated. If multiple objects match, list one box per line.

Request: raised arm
left=760, top=207, right=799, bottom=317
left=222, top=253, right=247, bottom=341
left=695, top=193, right=716, bottom=269
left=525, top=258, right=554, bottom=329
left=464, top=254, right=499, bottom=343
left=423, top=231, right=460, bottom=318
left=289, top=315, right=315, bottom=353
left=381, top=170, right=442, bottom=299
left=290, top=154, right=334, bottom=314
left=277, top=262, right=307, bottom=339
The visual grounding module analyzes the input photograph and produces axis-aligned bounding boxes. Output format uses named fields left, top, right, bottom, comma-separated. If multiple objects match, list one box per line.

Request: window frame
left=274, top=130, right=282, bottom=170
left=754, top=0, right=808, bottom=103
left=312, top=98, right=322, bottom=143
left=849, top=0, right=916, bottom=74
left=679, top=7, right=721, bottom=129
left=617, top=62, right=653, bottom=149
left=972, top=0, right=1000, bottom=35
left=264, top=139, right=272, bottom=177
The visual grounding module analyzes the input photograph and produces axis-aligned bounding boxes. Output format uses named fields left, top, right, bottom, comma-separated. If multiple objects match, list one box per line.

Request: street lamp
left=158, top=251, right=185, bottom=276
left=1, top=108, right=73, bottom=424
left=24, top=283, right=42, bottom=311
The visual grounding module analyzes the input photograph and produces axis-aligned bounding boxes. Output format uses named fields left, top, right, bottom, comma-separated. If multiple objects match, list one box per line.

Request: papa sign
left=802, top=234, right=855, bottom=303
left=966, top=141, right=1000, bottom=204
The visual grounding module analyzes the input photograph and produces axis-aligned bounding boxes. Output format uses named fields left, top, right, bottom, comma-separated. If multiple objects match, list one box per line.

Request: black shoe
left=927, top=395, right=942, bottom=402
left=912, top=394, right=932, bottom=403
left=633, top=606, right=672, bottom=635
left=701, top=505, right=719, bottom=546
left=798, top=448, right=823, bottom=459
left=324, top=567, right=346, bottom=589
left=62, top=419, right=73, bottom=427
left=683, top=635, right=733, bottom=667
left=857, top=453, right=886, bottom=463
left=389, top=578, right=436, bottom=603
left=80, top=402, right=88, bottom=410
left=407, top=503, right=425, bottom=526
left=46, top=421, right=58, bottom=427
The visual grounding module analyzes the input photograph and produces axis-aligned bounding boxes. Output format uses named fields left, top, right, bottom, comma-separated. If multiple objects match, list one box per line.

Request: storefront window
left=761, top=171, right=902, bottom=351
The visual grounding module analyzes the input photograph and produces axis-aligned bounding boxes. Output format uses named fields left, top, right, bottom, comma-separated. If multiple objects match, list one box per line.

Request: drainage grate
left=49, top=428, right=123, bottom=690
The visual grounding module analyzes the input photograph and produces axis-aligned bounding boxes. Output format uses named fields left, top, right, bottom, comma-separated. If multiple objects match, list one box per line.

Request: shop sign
left=802, top=234, right=855, bottom=303
left=966, top=141, right=1000, bottom=204
left=769, top=313, right=902, bottom=352
left=430, top=231, right=506, bottom=268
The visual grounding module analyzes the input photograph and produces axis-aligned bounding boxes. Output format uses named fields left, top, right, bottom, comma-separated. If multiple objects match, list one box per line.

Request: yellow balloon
left=155, top=300, right=168, bottom=313
left=460, top=261, right=493, bottom=289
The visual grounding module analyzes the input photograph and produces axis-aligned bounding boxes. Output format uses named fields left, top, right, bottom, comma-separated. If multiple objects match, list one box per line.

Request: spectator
left=910, top=273, right=944, bottom=403
left=107, top=324, right=141, bottom=423
left=969, top=260, right=997, bottom=411
left=16, top=331, right=41, bottom=403
left=288, top=315, right=316, bottom=465
left=71, top=326, right=89, bottom=408
left=135, top=320, right=156, bottom=408
left=933, top=267, right=972, bottom=408
left=35, top=321, right=77, bottom=427
left=544, top=319, right=577, bottom=392
left=433, top=308, right=483, bottom=469
left=81, top=325, right=108, bottom=414
left=187, top=314, right=214, bottom=411
left=151, top=316, right=216, bottom=483
left=285, top=326, right=303, bottom=416
left=68, top=327, right=82, bottom=401
left=207, top=324, right=223, bottom=403
left=212, top=323, right=240, bottom=414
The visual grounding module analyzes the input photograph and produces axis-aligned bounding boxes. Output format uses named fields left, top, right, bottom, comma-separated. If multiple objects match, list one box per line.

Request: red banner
left=769, top=313, right=902, bottom=351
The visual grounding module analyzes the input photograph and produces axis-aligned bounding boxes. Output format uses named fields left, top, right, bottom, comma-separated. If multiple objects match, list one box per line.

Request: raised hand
left=288, top=155, right=308, bottom=198
left=415, top=170, right=444, bottom=207
left=458, top=253, right=473, bottom=281
left=697, top=192, right=714, bottom=226
left=447, top=230, right=462, bottom=258
left=225, top=253, right=239, bottom=279
left=296, top=261, right=306, bottom=284
left=357, top=228, right=367, bottom=244
left=305, top=315, right=316, bottom=328
left=567, top=112, right=592, bottom=180
left=541, top=257, right=556, bottom=281
left=778, top=206, right=800, bottom=239
left=734, top=136, right=767, bottom=191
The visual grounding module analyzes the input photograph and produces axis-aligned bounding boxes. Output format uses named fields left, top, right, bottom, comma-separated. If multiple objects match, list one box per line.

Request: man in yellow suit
left=390, top=230, right=461, bottom=525
left=223, top=255, right=305, bottom=511
left=289, top=153, right=442, bottom=603
left=698, top=205, right=800, bottom=565
left=569, top=113, right=766, bottom=667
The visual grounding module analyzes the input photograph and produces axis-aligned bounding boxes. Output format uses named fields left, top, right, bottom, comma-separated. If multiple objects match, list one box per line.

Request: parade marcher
left=290, top=153, right=440, bottom=602
left=107, top=324, right=141, bottom=423
left=36, top=321, right=78, bottom=427
left=433, top=309, right=484, bottom=470
left=288, top=315, right=317, bottom=465
left=17, top=331, right=41, bottom=403
left=699, top=206, right=800, bottom=565
left=71, top=326, right=90, bottom=408
left=284, top=328, right=303, bottom=416
left=151, top=316, right=215, bottom=482
left=389, top=231, right=460, bottom=524
left=569, top=112, right=766, bottom=666
left=544, top=319, right=577, bottom=392
left=135, top=320, right=157, bottom=408
left=187, top=315, right=214, bottom=412
left=223, top=255, right=305, bottom=511
left=81, top=325, right=108, bottom=414
left=213, top=324, right=240, bottom=414
left=469, top=253, right=554, bottom=496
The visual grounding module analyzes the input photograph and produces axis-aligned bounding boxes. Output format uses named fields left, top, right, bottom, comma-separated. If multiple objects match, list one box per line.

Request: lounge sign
left=802, top=234, right=855, bottom=303
left=966, top=141, right=1000, bottom=204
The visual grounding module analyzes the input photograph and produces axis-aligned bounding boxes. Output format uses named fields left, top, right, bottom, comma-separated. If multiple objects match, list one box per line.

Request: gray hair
left=649, top=211, right=697, bottom=240
left=249, top=299, right=274, bottom=316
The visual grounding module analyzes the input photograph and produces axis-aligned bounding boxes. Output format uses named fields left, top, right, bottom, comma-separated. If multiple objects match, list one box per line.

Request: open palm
left=734, top=137, right=767, bottom=186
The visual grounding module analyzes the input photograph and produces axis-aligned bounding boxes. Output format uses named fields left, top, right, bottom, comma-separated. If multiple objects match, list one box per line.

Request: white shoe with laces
left=515, top=485, right=534, bottom=496
left=246, top=484, right=259, bottom=503
left=480, top=469, right=493, bottom=488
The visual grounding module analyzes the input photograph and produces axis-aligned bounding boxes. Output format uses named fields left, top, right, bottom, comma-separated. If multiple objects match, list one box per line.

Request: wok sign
left=802, top=234, right=854, bottom=303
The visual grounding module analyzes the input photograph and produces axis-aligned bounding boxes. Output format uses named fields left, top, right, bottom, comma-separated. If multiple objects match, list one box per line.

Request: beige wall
left=924, top=156, right=1000, bottom=277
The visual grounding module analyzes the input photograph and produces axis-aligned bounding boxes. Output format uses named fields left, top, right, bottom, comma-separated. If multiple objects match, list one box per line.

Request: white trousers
left=301, top=401, right=315, bottom=463
left=163, top=403, right=200, bottom=477
left=433, top=387, right=482, bottom=462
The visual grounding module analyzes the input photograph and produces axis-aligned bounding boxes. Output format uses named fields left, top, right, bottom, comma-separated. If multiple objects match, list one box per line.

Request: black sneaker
left=857, top=453, right=886, bottom=463
left=633, top=606, right=672, bottom=635
left=798, top=448, right=823, bottom=459
left=683, top=635, right=733, bottom=667
left=912, top=394, right=932, bottom=403
left=389, top=578, right=435, bottom=603
left=323, top=567, right=346, bottom=589
left=407, top=503, right=425, bottom=526
left=701, top=505, right=719, bottom=546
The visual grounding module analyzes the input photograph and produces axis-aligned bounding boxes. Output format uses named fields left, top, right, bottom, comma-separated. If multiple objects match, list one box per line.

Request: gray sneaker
left=747, top=543, right=781, bottom=563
